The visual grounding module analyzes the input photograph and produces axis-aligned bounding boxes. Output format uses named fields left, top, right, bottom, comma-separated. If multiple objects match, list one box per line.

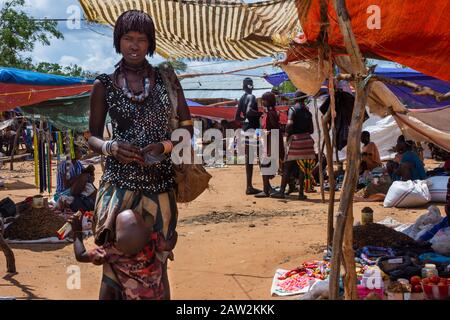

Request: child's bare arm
left=74, top=232, right=91, bottom=263
left=68, top=214, right=104, bottom=264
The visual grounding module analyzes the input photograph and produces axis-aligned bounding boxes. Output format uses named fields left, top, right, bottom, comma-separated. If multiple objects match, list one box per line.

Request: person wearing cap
left=235, top=77, right=263, bottom=195
left=271, top=91, right=315, bottom=200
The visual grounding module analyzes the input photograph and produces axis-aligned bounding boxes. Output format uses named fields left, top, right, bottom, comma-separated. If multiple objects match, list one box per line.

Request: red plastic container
left=422, top=283, right=450, bottom=300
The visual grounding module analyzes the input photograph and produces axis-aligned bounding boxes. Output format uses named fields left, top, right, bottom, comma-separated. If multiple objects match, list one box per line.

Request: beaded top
left=96, top=68, right=175, bottom=193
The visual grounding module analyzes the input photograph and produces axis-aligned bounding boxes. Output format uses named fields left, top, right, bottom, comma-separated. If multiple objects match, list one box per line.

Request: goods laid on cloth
left=271, top=261, right=330, bottom=297
left=426, top=176, right=449, bottom=203
left=430, top=227, right=450, bottom=256
left=356, top=246, right=396, bottom=266
left=377, top=255, right=422, bottom=281
left=353, top=223, right=417, bottom=249
left=4, top=206, right=66, bottom=240
left=383, top=180, right=431, bottom=208
left=299, top=279, right=330, bottom=300
left=400, top=206, right=444, bottom=241
left=0, top=197, right=16, bottom=218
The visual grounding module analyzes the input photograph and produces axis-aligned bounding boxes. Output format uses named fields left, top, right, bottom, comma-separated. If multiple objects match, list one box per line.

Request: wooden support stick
left=0, top=220, right=16, bottom=273
left=314, top=98, right=325, bottom=203
left=9, top=120, right=24, bottom=171
left=329, top=0, right=370, bottom=300
left=321, top=111, right=335, bottom=250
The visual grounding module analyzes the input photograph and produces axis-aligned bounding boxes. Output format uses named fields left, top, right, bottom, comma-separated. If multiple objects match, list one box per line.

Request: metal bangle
left=179, top=119, right=193, bottom=127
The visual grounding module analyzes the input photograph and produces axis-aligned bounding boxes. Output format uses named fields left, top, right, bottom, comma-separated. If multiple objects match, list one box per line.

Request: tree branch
left=336, top=73, right=450, bottom=102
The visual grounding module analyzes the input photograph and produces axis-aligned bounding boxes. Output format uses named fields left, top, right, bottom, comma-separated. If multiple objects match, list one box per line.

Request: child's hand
left=156, top=231, right=178, bottom=252
left=88, top=247, right=107, bottom=265
left=67, top=213, right=83, bottom=233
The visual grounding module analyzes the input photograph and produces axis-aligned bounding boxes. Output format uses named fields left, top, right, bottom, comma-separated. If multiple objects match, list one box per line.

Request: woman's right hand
left=111, top=141, right=144, bottom=165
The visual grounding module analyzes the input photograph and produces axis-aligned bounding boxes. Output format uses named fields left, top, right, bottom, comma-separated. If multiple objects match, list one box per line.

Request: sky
left=1, top=0, right=396, bottom=76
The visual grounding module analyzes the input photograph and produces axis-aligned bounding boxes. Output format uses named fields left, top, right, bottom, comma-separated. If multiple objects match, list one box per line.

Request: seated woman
left=56, top=144, right=97, bottom=211
left=389, top=139, right=426, bottom=181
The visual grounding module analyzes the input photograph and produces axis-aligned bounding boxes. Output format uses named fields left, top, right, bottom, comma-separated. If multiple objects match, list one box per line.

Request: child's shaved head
left=115, top=210, right=150, bottom=255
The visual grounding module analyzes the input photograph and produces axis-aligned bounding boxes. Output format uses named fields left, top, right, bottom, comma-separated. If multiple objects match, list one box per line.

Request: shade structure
left=0, top=67, right=93, bottom=112
left=287, top=0, right=450, bottom=82
left=78, top=0, right=299, bottom=60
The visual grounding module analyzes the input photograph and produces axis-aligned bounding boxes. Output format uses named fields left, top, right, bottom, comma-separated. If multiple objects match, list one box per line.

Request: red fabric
left=288, top=0, right=450, bottom=81
left=190, top=105, right=290, bottom=124
left=0, top=83, right=93, bottom=112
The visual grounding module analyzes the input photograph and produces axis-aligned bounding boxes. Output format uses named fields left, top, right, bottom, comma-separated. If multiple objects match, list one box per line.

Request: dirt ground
left=0, top=160, right=445, bottom=300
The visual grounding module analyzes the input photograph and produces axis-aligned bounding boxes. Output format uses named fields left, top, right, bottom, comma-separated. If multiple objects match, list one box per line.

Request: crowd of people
left=1, top=9, right=449, bottom=302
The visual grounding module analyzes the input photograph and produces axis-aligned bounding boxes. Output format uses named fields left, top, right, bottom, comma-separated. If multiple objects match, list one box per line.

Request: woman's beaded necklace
left=121, top=76, right=151, bottom=103
left=114, top=59, right=152, bottom=103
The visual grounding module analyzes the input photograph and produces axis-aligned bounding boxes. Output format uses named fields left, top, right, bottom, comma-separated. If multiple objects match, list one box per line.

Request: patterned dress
left=92, top=68, right=179, bottom=299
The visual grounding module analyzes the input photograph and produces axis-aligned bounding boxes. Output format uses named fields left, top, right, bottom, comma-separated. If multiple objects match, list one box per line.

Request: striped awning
left=78, top=0, right=300, bottom=60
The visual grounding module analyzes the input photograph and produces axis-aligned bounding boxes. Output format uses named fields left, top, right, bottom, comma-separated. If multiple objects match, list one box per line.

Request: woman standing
left=271, top=91, right=315, bottom=200
left=88, top=10, right=192, bottom=300
left=255, top=92, right=284, bottom=197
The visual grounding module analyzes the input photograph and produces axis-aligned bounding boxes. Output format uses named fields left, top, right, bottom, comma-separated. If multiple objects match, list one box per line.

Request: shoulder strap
left=158, top=63, right=180, bottom=131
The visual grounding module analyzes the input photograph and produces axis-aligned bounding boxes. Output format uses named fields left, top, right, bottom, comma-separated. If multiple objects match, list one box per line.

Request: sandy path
left=0, top=160, right=445, bottom=299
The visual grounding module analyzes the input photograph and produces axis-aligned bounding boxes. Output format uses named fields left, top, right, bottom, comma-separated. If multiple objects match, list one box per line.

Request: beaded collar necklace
left=114, top=59, right=152, bottom=103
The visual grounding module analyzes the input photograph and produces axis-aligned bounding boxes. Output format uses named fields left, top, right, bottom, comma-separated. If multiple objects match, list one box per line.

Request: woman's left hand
left=141, top=142, right=164, bottom=156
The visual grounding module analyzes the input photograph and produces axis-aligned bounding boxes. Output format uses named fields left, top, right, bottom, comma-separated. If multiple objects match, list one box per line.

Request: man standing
left=235, top=78, right=263, bottom=195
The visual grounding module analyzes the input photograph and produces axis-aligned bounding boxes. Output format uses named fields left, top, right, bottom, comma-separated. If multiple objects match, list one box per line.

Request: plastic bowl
left=422, top=283, right=450, bottom=300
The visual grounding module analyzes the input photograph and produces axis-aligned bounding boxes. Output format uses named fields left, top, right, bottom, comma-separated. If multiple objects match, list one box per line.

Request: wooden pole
left=328, top=0, right=371, bottom=300
left=314, top=98, right=325, bottom=203
left=0, top=220, right=16, bottom=273
left=9, top=119, right=24, bottom=171
left=322, top=110, right=335, bottom=250
left=337, top=73, right=450, bottom=102
left=178, top=61, right=273, bottom=80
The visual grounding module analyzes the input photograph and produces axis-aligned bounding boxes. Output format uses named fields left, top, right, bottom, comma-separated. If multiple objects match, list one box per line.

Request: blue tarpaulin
left=263, top=72, right=289, bottom=87
left=263, top=67, right=450, bottom=109
left=374, top=67, right=450, bottom=109
left=186, top=99, right=204, bottom=107
left=0, top=67, right=94, bottom=85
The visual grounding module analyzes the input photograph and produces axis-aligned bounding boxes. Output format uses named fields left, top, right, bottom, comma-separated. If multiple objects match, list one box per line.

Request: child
left=68, top=209, right=177, bottom=300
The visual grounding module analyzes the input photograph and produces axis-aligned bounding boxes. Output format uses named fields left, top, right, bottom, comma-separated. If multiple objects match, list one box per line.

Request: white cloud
left=14, top=0, right=279, bottom=75
left=59, top=55, right=80, bottom=66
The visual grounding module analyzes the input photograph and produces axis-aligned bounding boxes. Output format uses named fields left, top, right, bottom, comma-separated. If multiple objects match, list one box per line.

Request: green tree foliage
left=0, top=0, right=63, bottom=68
left=0, top=0, right=97, bottom=78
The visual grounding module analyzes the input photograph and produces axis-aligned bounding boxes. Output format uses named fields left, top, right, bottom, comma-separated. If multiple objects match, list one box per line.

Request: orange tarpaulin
left=287, top=0, right=450, bottom=82
left=0, top=83, right=93, bottom=112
